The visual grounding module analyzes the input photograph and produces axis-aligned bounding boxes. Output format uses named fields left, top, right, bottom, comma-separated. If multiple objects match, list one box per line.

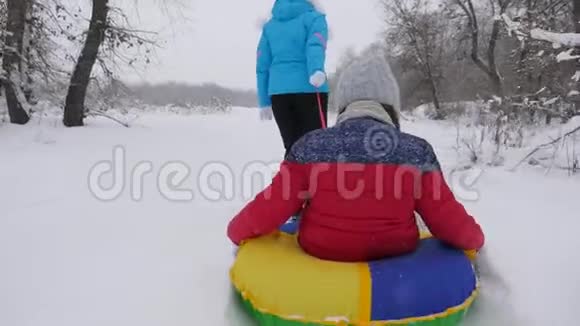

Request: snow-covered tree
left=445, top=0, right=518, bottom=97
left=501, top=0, right=580, bottom=122
left=63, top=0, right=109, bottom=127
left=383, top=0, right=453, bottom=118
left=62, top=1, right=166, bottom=127
left=1, top=0, right=32, bottom=124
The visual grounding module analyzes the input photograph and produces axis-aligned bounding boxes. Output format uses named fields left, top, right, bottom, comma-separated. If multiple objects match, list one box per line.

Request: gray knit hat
left=334, top=51, right=401, bottom=124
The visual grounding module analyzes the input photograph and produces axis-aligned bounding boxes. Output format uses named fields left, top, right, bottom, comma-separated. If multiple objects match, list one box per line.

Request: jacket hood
left=272, top=0, right=314, bottom=21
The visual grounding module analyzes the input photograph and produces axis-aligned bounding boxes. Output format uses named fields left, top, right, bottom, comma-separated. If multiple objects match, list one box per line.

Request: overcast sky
left=112, top=0, right=384, bottom=90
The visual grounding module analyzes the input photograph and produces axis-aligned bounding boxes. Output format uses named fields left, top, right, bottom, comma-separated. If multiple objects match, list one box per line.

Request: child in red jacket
left=228, top=50, right=484, bottom=262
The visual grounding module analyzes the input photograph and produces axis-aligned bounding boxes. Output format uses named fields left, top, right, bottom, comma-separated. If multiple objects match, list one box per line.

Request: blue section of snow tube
left=274, top=220, right=478, bottom=323
left=369, top=238, right=477, bottom=320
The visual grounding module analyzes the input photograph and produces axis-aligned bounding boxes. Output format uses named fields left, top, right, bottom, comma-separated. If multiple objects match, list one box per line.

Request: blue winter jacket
left=256, top=0, right=329, bottom=108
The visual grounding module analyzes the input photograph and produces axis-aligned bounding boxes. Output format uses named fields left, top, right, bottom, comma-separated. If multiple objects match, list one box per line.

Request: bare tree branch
left=511, top=125, right=580, bottom=171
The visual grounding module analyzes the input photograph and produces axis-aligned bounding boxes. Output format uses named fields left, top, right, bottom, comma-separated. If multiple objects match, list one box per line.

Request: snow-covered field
left=1, top=107, right=578, bottom=326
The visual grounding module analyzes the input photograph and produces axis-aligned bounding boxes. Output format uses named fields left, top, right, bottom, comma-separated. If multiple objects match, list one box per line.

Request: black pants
left=271, top=93, right=328, bottom=157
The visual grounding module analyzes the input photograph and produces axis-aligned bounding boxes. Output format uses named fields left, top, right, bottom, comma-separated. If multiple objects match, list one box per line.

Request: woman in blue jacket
left=257, top=0, right=329, bottom=157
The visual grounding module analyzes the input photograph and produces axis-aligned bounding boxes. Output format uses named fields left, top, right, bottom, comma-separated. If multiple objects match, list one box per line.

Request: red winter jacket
left=227, top=118, right=484, bottom=262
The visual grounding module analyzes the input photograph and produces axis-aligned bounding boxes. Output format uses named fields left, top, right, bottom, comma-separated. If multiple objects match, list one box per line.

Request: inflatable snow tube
left=230, top=223, right=479, bottom=326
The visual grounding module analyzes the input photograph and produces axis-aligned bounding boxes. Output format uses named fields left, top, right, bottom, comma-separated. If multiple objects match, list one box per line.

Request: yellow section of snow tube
left=230, top=232, right=367, bottom=324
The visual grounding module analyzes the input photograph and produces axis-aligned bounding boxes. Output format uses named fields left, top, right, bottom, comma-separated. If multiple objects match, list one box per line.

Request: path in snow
left=0, top=109, right=577, bottom=326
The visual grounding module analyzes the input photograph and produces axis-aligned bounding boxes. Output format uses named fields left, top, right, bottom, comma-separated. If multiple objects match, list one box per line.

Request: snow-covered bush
left=442, top=98, right=580, bottom=174
left=413, top=103, right=439, bottom=120
left=206, top=96, right=233, bottom=114
left=134, top=101, right=233, bottom=116
left=452, top=118, right=508, bottom=167
left=514, top=116, right=580, bottom=175
left=447, top=98, right=555, bottom=167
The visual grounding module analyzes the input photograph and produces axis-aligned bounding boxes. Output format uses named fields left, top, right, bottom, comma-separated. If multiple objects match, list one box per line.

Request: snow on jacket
left=256, top=0, right=329, bottom=108
left=227, top=117, right=485, bottom=262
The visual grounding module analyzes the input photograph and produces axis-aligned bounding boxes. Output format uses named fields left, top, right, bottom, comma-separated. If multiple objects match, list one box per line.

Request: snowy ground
left=1, top=108, right=578, bottom=326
